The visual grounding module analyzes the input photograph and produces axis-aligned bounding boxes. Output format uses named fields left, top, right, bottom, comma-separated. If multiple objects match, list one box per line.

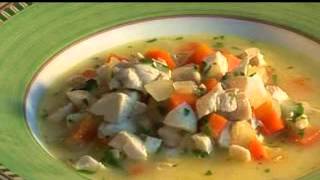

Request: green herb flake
left=264, top=168, right=271, bottom=173
left=202, top=123, right=211, bottom=136
left=272, top=74, right=278, bottom=85
left=79, top=79, right=98, bottom=92
left=127, top=45, right=133, bottom=48
left=192, top=150, right=209, bottom=158
left=194, top=87, right=207, bottom=97
left=140, top=58, right=153, bottom=64
left=146, top=38, right=157, bottom=43
left=213, top=42, right=224, bottom=49
left=287, top=66, right=294, bottom=69
left=101, top=149, right=123, bottom=168
left=175, top=37, right=184, bottom=40
left=231, top=46, right=242, bottom=51
left=205, top=170, right=213, bottom=176
left=213, top=35, right=225, bottom=40
left=249, top=72, right=257, bottom=77
left=184, top=108, right=190, bottom=116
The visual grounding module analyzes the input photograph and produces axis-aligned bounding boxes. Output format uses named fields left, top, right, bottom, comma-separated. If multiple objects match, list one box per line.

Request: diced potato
left=191, top=133, right=213, bottom=154
left=74, top=155, right=105, bottom=172
left=229, top=145, right=251, bottom=162
left=231, top=120, right=256, bottom=147
left=144, top=79, right=174, bottom=102
left=245, top=74, right=270, bottom=108
left=173, top=81, right=198, bottom=94
left=163, top=103, right=197, bottom=133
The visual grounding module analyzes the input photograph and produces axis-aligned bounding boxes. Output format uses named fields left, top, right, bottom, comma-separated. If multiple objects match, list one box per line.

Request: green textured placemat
left=0, top=3, right=320, bottom=180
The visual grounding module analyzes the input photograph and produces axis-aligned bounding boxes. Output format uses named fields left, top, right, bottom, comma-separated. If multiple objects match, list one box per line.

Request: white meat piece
left=218, top=122, right=231, bottom=148
left=224, top=76, right=248, bottom=92
left=74, top=155, right=105, bottom=172
left=196, top=82, right=224, bottom=118
left=233, top=58, right=250, bottom=76
left=295, top=114, right=310, bottom=130
left=191, top=133, right=213, bottom=154
left=245, top=74, right=269, bottom=108
left=108, top=131, right=147, bottom=160
left=163, top=102, right=197, bottom=133
left=266, top=85, right=289, bottom=104
left=98, top=120, right=137, bottom=138
left=172, top=64, right=201, bottom=83
left=229, top=145, right=251, bottom=162
left=131, top=102, right=147, bottom=116
left=158, top=126, right=184, bottom=147
left=66, top=90, right=96, bottom=108
left=89, top=92, right=135, bottom=122
left=117, top=67, right=143, bottom=90
left=134, top=64, right=160, bottom=84
left=228, top=92, right=253, bottom=121
left=120, top=90, right=141, bottom=102
left=244, top=48, right=267, bottom=66
left=47, top=103, right=74, bottom=122
left=144, top=136, right=162, bottom=154
left=207, top=51, right=228, bottom=78
left=217, top=89, right=238, bottom=113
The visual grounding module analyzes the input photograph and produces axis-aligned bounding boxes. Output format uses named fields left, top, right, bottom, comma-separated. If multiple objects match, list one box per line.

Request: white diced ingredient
left=158, top=126, right=183, bottom=147
left=172, top=64, right=201, bottom=83
left=209, top=51, right=228, bottom=77
left=191, top=133, right=213, bottom=154
left=74, top=155, right=105, bottom=172
left=144, top=79, right=174, bottom=102
left=108, top=131, right=147, bottom=160
left=218, top=122, right=231, bottom=148
left=98, top=120, right=137, bottom=137
left=163, top=103, right=197, bottom=133
left=89, top=92, right=135, bottom=122
left=266, top=85, right=289, bottom=104
left=66, top=90, right=96, bottom=108
left=244, top=48, right=267, bottom=67
left=144, top=136, right=162, bottom=154
left=217, top=90, right=238, bottom=113
left=173, top=81, right=198, bottom=94
left=47, top=103, right=74, bottom=122
left=229, top=145, right=251, bottom=162
left=134, top=64, right=160, bottom=84
left=196, top=83, right=224, bottom=118
left=245, top=74, right=269, bottom=108
left=295, top=114, right=310, bottom=130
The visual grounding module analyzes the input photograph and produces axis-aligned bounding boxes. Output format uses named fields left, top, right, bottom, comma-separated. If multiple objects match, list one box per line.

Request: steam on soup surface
left=38, top=35, right=320, bottom=180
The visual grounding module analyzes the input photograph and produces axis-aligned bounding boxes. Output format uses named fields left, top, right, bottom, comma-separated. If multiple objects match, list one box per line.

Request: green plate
left=1, top=3, right=320, bottom=180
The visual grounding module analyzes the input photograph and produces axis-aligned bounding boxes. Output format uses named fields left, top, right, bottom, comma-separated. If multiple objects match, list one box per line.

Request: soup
left=38, top=35, right=320, bottom=180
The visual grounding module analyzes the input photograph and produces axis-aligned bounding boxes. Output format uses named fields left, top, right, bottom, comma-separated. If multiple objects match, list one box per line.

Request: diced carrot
left=254, top=100, right=285, bottom=135
left=127, top=163, right=146, bottom=176
left=66, top=115, right=99, bottom=144
left=145, top=49, right=176, bottom=69
left=168, top=91, right=197, bottom=110
left=186, top=42, right=215, bottom=65
left=106, top=53, right=128, bottom=63
left=248, top=138, right=268, bottom=161
left=208, top=113, right=228, bottom=138
left=289, top=127, right=320, bottom=146
left=203, top=78, right=218, bottom=91
left=82, top=69, right=97, bottom=79
left=221, top=49, right=241, bottom=72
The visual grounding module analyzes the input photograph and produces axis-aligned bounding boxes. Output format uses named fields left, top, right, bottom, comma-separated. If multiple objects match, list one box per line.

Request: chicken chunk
left=231, top=120, right=257, bottom=147
left=98, top=120, right=137, bottom=138
left=266, top=85, right=289, bottom=104
left=196, top=82, right=224, bottom=118
left=144, top=136, right=162, bottom=154
left=217, top=89, right=238, bottom=113
left=134, top=64, right=160, bottom=84
left=108, top=131, right=147, bottom=160
left=229, top=145, right=251, bottom=162
left=158, top=126, right=184, bottom=147
left=74, top=155, right=105, bottom=172
left=66, top=90, right=96, bottom=109
left=89, top=92, right=135, bottom=123
left=218, top=122, right=231, bottom=148
left=191, top=133, right=213, bottom=154
left=172, top=64, right=201, bottom=83
left=163, top=102, right=197, bottom=133
left=224, top=76, right=248, bottom=92
left=47, top=103, right=74, bottom=122
left=227, top=92, right=253, bottom=121
left=245, top=74, right=269, bottom=108
left=205, top=51, right=228, bottom=79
